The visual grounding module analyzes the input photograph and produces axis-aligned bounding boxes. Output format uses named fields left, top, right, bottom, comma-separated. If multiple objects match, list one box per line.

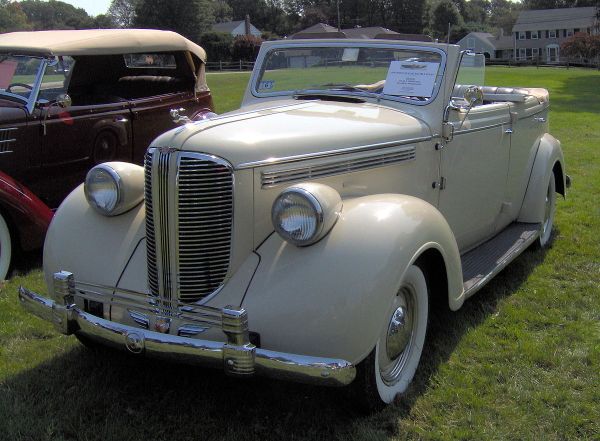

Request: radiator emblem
left=154, top=317, right=171, bottom=334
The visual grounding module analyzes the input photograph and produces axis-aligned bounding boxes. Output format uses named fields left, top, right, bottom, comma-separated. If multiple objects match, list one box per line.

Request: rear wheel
left=0, top=213, right=12, bottom=280
left=355, top=264, right=429, bottom=409
left=538, top=173, right=556, bottom=248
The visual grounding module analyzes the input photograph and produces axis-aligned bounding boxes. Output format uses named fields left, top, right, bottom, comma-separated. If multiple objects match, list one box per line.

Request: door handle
left=114, top=117, right=128, bottom=123
left=505, top=128, right=513, bottom=134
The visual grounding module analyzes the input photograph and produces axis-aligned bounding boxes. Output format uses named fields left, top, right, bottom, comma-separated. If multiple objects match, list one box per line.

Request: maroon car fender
left=0, top=171, right=53, bottom=251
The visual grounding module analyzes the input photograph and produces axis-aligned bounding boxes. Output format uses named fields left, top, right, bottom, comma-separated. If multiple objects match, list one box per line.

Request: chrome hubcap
left=380, top=287, right=416, bottom=385
left=386, top=303, right=412, bottom=360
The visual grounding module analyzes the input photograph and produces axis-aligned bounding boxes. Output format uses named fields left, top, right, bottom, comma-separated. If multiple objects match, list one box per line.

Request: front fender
left=242, top=194, right=463, bottom=365
left=0, top=171, right=53, bottom=251
left=518, top=133, right=565, bottom=223
left=43, top=184, right=145, bottom=294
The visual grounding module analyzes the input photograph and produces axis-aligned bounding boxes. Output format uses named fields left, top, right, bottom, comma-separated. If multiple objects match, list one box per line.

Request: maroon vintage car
left=0, top=29, right=214, bottom=279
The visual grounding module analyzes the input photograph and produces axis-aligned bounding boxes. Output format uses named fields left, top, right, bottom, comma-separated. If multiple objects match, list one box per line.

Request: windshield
left=255, top=45, right=444, bottom=104
left=0, top=55, right=45, bottom=101
left=0, top=55, right=73, bottom=104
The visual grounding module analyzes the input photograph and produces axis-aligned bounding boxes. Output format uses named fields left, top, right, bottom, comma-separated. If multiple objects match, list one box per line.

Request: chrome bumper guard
left=18, top=272, right=355, bottom=387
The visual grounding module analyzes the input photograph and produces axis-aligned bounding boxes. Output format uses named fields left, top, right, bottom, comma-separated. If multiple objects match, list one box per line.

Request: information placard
left=382, top=61, right=439, bottom=98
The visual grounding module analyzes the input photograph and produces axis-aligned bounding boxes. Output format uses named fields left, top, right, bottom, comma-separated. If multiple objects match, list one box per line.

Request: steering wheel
left=6, top=83, right=33, bottom=93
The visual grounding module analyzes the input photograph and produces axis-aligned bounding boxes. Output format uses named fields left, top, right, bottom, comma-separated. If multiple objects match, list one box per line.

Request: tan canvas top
left=0, top=29, right=206, bottom=61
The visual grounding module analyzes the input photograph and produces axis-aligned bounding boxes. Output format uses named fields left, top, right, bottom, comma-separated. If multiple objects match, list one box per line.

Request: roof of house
left=0, top=29, right=206, bottom=61
left=513, top=7, right=598, bottom=32
left=212, top=20, right=245, bottom=33
left=342, top=26, right=398, bottom=39
left=293, top=24, right=400, bottom=40
left=492, top=35, right=514, bottom=50
left=299, top=23, right=339, bottom=33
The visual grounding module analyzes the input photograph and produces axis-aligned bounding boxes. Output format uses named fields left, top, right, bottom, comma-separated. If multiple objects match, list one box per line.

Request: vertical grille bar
left=145, top=149, right=233, bottom=304
left=144, top=150, right=159, bottom=296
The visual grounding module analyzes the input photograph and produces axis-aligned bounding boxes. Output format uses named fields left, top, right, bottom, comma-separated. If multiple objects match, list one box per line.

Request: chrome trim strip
left=453, top=121, right=507, bottom=136
left=517, top=107, right=547, bottom=121
left=262, top=145, right=416, bottom=188
left=18, top=285, right=356, bottom=387
left=237, top=136, right=431, bottom=169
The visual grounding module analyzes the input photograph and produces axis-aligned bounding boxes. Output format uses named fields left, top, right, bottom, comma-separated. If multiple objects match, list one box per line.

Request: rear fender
left=518, top=133, right=565, bottom=223
left=242, top=194, right=463, bottom=364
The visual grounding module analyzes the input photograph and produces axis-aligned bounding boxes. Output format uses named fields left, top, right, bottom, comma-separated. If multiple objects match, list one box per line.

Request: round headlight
left=85, top=165, right=121, bottom=215
left=84, top=162, right=144, bottom=216
left=272, top=183, right=342, bottom=246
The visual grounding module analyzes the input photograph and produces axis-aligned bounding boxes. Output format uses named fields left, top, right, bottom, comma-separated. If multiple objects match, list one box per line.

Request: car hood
left=151, top=100, right=432, bottom=168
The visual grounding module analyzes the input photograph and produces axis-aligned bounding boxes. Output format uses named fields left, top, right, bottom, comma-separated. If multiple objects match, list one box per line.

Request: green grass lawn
left=0, top=67, right=598, bottom=440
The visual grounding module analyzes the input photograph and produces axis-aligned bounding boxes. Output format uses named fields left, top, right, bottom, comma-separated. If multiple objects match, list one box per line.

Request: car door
left=35, top=58, right=133, bottom=208
left=128, top=90, right=204, bottom=164
left=438, top=102, right=512, bottom=252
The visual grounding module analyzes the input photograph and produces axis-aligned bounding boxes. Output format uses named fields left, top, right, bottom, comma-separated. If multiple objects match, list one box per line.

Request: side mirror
left=56, top=93, right=72, bottom=108
left=463, top=86, right=483, bottom=108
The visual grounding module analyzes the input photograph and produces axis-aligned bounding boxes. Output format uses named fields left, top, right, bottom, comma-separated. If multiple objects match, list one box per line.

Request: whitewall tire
left=0, top=212, right=12, bottom=280
left=356, top=264, right=429, bottom=408
left=538, top=173, right=556, bottom=248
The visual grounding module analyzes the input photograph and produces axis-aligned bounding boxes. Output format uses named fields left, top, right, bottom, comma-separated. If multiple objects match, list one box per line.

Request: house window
left=519, top=31, right=526, bottom=40
left=532, top=48, right=539, bottom=58
left=566, top=29, right=573, bottom=37
left=531, top=30, right=538, bottom=39
left=519, top=48, right=526, bottom=60
left=549, top=30, right=557, bottom=39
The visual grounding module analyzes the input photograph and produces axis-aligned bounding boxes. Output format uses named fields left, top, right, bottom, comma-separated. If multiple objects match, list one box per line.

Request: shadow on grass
left=552, top=74, right=600, bottom=114
left=0, top=238, right=554, bottom=441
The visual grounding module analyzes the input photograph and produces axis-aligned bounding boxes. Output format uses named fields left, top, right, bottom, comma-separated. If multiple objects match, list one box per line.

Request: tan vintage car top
left=0, top=29, right=206, bottom=61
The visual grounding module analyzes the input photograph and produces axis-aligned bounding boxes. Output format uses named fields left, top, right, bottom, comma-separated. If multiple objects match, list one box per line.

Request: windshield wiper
left=317, top=83, right=364, bottom=92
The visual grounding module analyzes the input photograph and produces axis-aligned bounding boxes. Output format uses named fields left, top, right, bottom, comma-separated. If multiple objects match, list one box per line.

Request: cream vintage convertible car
left=19, top=38, right=567, bottom=408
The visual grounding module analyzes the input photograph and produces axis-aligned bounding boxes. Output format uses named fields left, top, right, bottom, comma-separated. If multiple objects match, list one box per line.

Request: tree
left=134, top=0, right=215, bottom=41
left=200, top=31, right=233, bottom=61
left=107, top=0, right=138, bottom=28
left=231, top=34, right=262, bottom=61
left=93, top=14, right=116, bottom=28
left=0, top=0, right=31, bottom=32
left=561, top=32, right=600, bottom=61
left=432, top=0, right=462, bottom=39
left=20, top=0, right=94, bottom=30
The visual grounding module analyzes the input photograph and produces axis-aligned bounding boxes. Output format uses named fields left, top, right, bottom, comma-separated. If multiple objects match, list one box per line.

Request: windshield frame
left=251, top=41, right=448, bottom=107
left=0, top=54, right=49, bottom=114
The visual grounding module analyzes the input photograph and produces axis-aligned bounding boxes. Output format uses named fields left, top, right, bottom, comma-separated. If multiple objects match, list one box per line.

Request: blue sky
left=61, top=0, right=112, bottom=17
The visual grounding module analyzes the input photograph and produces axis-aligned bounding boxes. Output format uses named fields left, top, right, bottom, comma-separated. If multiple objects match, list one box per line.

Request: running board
left=462, top=222, right=541, bottom=298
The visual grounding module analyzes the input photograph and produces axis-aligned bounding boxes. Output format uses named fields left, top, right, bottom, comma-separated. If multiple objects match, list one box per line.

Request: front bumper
left=18, top=272, right=355, bottom=387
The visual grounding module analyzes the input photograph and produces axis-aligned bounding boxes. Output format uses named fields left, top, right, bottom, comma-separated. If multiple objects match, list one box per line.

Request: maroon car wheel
left=93, top=131, right=118, bottom=164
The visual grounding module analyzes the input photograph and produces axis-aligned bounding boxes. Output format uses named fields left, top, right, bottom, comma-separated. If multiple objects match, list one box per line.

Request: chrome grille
left=177, top=155, right=233, bottom=302
left=145, top=148, right=233, bottom=303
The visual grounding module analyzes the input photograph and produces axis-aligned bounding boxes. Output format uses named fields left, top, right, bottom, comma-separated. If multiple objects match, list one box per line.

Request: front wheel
left=0, top=212, right=12, bottom=280
left=354, top=264, right=429, bottom=409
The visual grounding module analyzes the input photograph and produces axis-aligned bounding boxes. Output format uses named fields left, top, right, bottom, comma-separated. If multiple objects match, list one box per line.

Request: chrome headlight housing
left=272, top=183, right=342, bottom=246
left=84, top=162, right=144, bottom=216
